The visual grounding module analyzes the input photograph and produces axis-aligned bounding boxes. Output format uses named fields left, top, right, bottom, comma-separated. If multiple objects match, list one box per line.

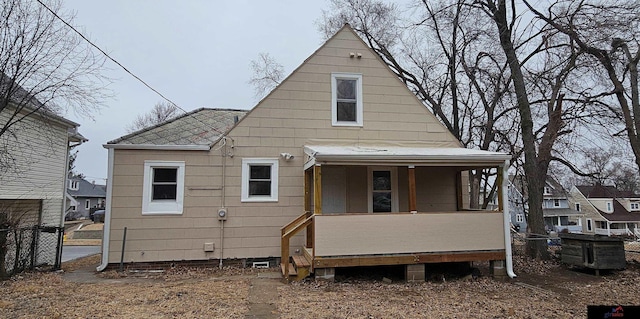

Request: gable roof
left=509, top=175, right=567, bottom=199
left=576, top=184, right=640, bottom=199
left=107, top=108, right=247, bottom=146
left=1, top=73, right=81, bottom=129
left=67, top=178, right=106, bottom=198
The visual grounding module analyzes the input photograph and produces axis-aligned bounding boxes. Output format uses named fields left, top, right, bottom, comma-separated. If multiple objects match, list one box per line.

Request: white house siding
left=107, top=27, right=465, bottom=264
left=0, top=109, right=71, bottom=266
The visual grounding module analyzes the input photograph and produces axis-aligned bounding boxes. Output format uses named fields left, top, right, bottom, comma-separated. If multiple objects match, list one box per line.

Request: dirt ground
left=1, top=249, right=640, bottom=318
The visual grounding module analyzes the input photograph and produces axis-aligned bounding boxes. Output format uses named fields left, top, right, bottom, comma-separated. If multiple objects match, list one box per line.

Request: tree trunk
left=490, top=0, right=548, bottom=259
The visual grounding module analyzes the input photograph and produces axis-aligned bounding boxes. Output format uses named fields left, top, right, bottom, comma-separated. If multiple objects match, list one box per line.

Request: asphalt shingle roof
left=108, top=108, right=248, bottom=145
left=68, top=178, right=106, bottom=198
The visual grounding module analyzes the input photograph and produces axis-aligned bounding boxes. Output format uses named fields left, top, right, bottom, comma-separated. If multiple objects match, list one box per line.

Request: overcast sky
left=63, top=0, right=329, bottom=182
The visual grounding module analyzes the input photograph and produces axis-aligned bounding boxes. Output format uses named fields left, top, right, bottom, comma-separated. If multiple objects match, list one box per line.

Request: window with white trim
left=516, top=214, right=524, bottom=223
left=543, top=186, right=551, bottom=195
left=606, top=201, right=612, bottom=212
left=553, top=199, right=560, bottom=207
left=241, top=158, right=278, bottom=202
left=142, top=161, right=185, bottom=215
left=69, top=180, right=79, bottom=190
left=631, top=202, right=639, bottom=211
left=331, top=73, right=363, bottom=126
left=575, top=203, right=581, bottom=211
left=85, top=200, right=90, bottom=210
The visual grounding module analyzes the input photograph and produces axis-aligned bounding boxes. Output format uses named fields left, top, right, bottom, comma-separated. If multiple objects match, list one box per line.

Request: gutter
left=502, top=160, right=517, bottom=278
left=103, top=144, right=210, bottom=151
left=97, top=148, right=114, bottom=271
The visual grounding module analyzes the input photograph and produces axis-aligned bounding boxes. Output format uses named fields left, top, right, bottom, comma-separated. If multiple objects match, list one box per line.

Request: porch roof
left=304, top=145, right=510, bottom=168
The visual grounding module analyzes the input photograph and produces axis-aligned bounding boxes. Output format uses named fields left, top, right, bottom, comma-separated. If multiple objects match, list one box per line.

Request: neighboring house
left=508, top=175, right=583, bottom=233
left=0, top=85, right=86, bottom=269
left=100, top=25, right=515, bottom=281
left=570, top=184, right=640, bottom=238
left=66, top=177, right=106, bottom=220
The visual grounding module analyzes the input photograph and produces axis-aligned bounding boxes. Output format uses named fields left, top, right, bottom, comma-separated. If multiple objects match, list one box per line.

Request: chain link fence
left=0, top=225, right=64, bottom=279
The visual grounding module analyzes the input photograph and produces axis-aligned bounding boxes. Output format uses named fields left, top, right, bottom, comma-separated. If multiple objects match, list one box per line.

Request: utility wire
left=35, top=0, right=226, bottom=136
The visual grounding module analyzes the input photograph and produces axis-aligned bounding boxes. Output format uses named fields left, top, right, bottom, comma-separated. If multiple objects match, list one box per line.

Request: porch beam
left=314, top=164, right=322, bottom=215
left=313, top=250, right=506, bottom=268
left=408, top=165, right=417, bottom=213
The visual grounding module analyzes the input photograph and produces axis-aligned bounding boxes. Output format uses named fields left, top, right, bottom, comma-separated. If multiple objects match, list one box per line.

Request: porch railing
left=280, top=211, right=313, bottom=278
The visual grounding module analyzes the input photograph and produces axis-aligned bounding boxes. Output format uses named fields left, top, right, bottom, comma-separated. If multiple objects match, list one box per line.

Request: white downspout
left=501, top=160, right=516, bottom=278
left=97, top=148, right=114, bottom=271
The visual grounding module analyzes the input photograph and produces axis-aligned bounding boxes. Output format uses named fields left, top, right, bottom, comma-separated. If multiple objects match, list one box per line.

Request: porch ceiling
left=304, top=145, right=510, bottom=168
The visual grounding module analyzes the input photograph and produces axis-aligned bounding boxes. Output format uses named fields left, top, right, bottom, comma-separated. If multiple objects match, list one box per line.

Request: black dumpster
left=559, top=233, right=626, bottom=275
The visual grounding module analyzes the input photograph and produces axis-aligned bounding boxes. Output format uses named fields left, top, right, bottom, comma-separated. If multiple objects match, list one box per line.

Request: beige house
left=570, top=184, right=640, bottom=238
left=101, top=25, right=514, bottom=281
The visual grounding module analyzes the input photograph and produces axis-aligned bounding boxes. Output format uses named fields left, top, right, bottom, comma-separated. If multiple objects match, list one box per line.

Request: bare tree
left=0, top=0, right=108, bottom=177
left=0, top=0, right=108, bottom=137
left=523, top=0, right=640, bottom=175
left=126, top=101, right=180, bottom=133
left=248, top=52, right=284, bottom=100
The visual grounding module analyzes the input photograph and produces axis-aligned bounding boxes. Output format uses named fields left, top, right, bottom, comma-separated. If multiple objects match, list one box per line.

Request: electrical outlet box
left=203, top=242, right=215, bottom=252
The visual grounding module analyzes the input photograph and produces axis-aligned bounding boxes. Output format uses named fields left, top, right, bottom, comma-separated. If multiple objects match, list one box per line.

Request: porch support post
left=455, top=171, right=463, bottom=211
left=304, top=169, right=313, bottom=248
left=314, top=164, right=322, bottom=215
left=607, top=222, right=611, bottom=236
left=408, top=165, right=417, bottom=213
left=304, top=169, right=311, bottom=212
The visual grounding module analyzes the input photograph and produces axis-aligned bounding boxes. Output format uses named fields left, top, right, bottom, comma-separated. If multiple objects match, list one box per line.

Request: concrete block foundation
left=405, top=264, right=425, bottom=283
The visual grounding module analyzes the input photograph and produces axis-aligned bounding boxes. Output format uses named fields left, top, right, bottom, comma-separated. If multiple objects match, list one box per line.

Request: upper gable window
left=331, top=73, right=363, bottom=126
left=69, top=180, right=79, bottom=190
left=142, top=161, right=185, bottom=215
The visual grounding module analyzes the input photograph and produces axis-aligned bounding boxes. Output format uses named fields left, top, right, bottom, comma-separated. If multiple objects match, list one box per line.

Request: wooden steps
left=280, top=262, right=297, bottom=276
left=292, top=255, right=310, bottom=268
left=281, top=252, right=313, bottom=282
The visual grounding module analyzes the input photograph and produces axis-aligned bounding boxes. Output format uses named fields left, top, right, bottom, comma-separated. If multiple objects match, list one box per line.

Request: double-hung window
left=331, top=73, right=363, bottom=126
left=242, top=158, right=279, bottom=202
left=142, top=161, right=185, bottom=215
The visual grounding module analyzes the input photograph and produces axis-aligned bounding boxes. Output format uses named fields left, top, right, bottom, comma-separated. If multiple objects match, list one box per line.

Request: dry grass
left=0, top=274, right=249, bottom=319
left=2, top=246, right=640, bottom=318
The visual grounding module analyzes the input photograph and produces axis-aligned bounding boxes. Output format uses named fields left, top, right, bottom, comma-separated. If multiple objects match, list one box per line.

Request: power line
left=35, top=0, right=226, bottom=136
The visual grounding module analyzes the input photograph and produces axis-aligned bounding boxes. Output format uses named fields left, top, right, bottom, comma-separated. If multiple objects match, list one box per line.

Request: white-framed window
left=516, top=214, right=524, bottom=223
left=241, top=158, right=279, bottom=202
left=69, top=180, right=79, bottom=190
left=553, top=199, right=560, bottom=207
left=142, top=161, right=185, bottom=215
left=85, top=200, right=90, bottom=210
left=631, top=202, right=639, bottom=211
left=575, top=203, right=581, bottom=211
left=606, top=201, right=612, bottom=212
left=331, top=73, right=363, bottom=126
left=543, top=186, right=551, bottom=195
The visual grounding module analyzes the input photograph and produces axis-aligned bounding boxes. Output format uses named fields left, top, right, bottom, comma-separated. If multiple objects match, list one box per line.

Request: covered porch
left=281, top=145, right=515, bottom=282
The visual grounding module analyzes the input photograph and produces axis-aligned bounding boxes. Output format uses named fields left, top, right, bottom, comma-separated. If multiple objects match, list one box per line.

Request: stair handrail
left=281, top=211, right=313, bottom=279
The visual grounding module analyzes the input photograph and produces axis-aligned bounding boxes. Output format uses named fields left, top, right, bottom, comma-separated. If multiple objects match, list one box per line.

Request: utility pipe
left=501, top=160, right=517, bottom=278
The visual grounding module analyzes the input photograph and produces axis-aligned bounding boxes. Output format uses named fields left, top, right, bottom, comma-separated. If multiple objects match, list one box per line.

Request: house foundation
left=405, top=264, right=425, bottom=282
left=315, top=267, right=335, bottom=282
left=490, top=260, right=507, bottom=278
